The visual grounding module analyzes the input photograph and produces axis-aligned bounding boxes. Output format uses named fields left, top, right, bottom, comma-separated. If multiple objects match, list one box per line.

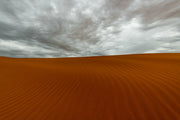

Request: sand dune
left=0, top=53, right=179, bottom=120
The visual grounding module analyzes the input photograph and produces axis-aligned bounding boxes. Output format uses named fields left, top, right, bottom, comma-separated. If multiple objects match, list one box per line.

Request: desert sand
left=0, top=53, right=179, bottom=120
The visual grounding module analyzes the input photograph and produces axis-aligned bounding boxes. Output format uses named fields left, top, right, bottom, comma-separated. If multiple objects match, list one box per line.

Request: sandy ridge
left=0, top=53, right=179, bottom=120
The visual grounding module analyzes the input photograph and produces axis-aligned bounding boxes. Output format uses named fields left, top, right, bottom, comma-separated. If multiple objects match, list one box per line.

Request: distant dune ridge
left=0, top=53, right=179, bottom=120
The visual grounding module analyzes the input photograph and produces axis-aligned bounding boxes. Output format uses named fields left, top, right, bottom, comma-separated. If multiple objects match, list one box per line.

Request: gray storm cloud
left=0, top=0, right=180, bottom=58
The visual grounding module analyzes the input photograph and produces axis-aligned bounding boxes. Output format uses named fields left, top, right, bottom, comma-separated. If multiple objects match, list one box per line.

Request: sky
left=0, top=0, right=180, bottom=58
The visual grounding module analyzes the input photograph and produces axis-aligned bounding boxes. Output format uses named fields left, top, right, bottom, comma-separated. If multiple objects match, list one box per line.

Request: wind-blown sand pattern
left=0, top=53, right=180, bottom=120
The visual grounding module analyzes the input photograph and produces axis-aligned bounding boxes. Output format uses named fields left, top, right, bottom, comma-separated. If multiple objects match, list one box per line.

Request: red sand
left=0, top=53, right=180, bottom=120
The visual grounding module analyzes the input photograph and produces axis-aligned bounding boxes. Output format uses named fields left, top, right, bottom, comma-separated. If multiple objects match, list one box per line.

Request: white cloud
left=0, top=0, right=179, bottom=58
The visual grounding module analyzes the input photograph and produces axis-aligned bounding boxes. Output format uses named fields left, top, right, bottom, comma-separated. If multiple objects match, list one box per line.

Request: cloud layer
left=0, top=0, right=180, bottom=58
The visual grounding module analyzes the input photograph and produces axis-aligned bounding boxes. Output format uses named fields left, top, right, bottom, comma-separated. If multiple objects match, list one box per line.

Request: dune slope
left=0, top=53, right=180, bottom=120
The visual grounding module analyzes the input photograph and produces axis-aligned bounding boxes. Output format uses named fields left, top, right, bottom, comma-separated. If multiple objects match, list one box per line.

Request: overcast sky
left=0, top=0, right=180, bottom=58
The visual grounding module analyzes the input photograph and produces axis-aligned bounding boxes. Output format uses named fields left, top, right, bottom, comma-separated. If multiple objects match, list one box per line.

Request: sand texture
left=0, top=53, right=180, bottom=120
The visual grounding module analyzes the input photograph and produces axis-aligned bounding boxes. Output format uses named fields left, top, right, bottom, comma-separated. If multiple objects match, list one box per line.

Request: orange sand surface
left=0, top=53, right=180, bottom=120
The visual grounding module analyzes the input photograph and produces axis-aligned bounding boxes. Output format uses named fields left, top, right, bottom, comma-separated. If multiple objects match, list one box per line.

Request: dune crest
left=0, top=53, right=180, bottom=120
